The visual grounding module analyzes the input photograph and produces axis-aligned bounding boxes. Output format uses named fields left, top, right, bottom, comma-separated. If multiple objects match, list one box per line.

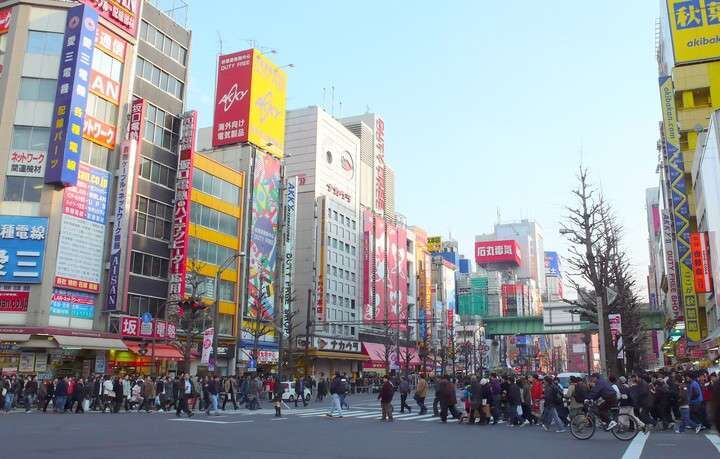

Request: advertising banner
left=248, top=50, right=287, bottom=158
left=425, top=253, right=432, bottom=338
left=6, top=151, right=45, bottom=177
left=0, top=216, right=48, bottom=284
left=608, top=313, right=624, bottom=359
left=55, top=163, right=110, bottom=293
left=44, top=4, right=98, bottom=187
left=82, top=114, right=116, bottom=149
left=281, top=176, right=298, bottom=336
left=662, top=210, right=683, bottom=319
left=374, top=117, right=385, bottom=215
left=665, top=0, right=720, bottom=65
left=94, top=25, right=126, bottom=61
left=315, top=197, right=326, bottom=322
left=475, top=240, right=521, bottom=266
left=248, top=150, right=280, bottom=319
left=362, top=209, right=374, bottom=322
left=201, top=328, right=214, bottom=365
left=397, top=225, right=408, bottom=331
left=386, top=223, right=399, bottom=326
left=0, top=291, right=29, bottom=313
left=659, top=75, right=701, bottom=341
left=49, top=289, right=95, bottom=319
left=89, top=70, right=121, bottom=105
left=0, top=7, right=12, bottom=35
left=212, top=49, right=253, bottom=148
left=106, top=97, right=144, bottom=311
left=690, top=231, right=713, bottom=293
left=167, top=111, right=197, bottom=306
left=374, top=214, right=386, bottom=322
left=544, top=251, right=561, bottom=277
left=79, top=0, right=139, bottom=38
left=427, top=236, right=441, bottom=253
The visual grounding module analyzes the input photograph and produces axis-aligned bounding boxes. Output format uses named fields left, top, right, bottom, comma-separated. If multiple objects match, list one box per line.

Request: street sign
left=141, top=312, right=152, bottom=324
left=247, top=359, right=257, bottom=372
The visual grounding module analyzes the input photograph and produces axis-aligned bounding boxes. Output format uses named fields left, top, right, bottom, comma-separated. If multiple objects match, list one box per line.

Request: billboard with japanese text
left=44, top=4, right=98, bottom=187
left=0, top=216, right=48, bottom=284
left=362, top=208, right=374, bottom=322
left=212, top=49, right=287, bottom=158
left=374, top=214, right=386, bottom=322
left=691, top=232, right=713, bottom=293
left=475, top=240, right=521, bottom=266
left=544, top=251, right=561, bottom=277
left=664, top=0, right=720, bottom=65
left=79, top=0, right=140, bottom=38
left=386, top=222, right=399, bottom=326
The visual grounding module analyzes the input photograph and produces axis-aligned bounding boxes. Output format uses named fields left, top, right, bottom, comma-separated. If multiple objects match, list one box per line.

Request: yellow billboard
left=427, top=236, right=441, bottom=253
left=666, top=0, right=720, bottom=65
left=248, top=50, right=287, bottom=159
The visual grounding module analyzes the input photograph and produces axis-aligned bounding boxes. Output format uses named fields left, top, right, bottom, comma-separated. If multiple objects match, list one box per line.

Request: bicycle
left=570, top=400, right=639, bottom=441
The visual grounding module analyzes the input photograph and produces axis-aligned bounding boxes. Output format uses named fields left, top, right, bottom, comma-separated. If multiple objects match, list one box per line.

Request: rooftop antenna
left=365, top=104, right=371, bottom=114
left=322, top=88, right=326, bottom=111
left=331, top=85, right=335, bottom=117
left=496, top=208, right=501, bottom=225
left=217, top=31, right=223, bottom=55
left=339, top=100, right=343, bottom=118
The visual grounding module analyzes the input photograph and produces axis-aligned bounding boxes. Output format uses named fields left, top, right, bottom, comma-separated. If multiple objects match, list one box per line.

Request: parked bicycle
left=570, top=400, right=639, bottom=441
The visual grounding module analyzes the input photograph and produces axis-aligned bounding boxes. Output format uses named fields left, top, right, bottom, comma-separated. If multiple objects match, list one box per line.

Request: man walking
left=223, top=376, right=238, bottom=410
left=23, top=375, right=38, bottom=413
left=176, top=373, right=194, bottom=417
left=294, top=378, right=307, bottom=407
left=379, top=376, right=395, bottom=422
left=414, top=373, right=428, bottom=414
left=54, top=376, right=68, bottom=414
left=399, top=377, right=412, bottom=413
left=327, top=372, right=344, bottom=418
left=207, top=375, right=220, bottom=415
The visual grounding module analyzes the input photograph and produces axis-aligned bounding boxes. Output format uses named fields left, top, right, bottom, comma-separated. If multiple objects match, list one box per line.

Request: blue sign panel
left=49, top=288, right=95, bottom=319
left=44, top=4, right=98, bottom=187
left=0, top=216, right=49, bottom=283
left=544, top=251, right=561, bottom=277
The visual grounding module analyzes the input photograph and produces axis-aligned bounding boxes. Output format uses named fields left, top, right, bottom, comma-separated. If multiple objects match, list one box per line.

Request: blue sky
left=185, top=1, right=661, bottom=294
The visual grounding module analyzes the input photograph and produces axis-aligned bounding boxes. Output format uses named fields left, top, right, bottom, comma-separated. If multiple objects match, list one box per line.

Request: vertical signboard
left=362, top=208, right=374, bottom=323
left=544, top=251, right=561, bottom=277
left=44, top=5, right=98, bottom=187
left=374, top=214, right=386, bottom=322
left=212, top=49, right=253, bottom=148
left=55, top=164, right=110, bottom=293
left=397, top=225, right=408, bottom=331
left=248, top=150, right=281, bottom=319
left=315, top=197, right=327, bottom=322
left=247, top=50, right=287, bottom=158
left=608, top=313, right=624, bottom=359
left=167, top=111, right=197, bottom=307
left=106, top=97, right=144, bottom=311
left=281, top=176, right=298, bottom=335
left=201, top=327, right=214, bottom=365
left=424, top=253, right=432, bottom=338
left=662, top=209, right=682, bottom=319
left=659, top=75, right=701, bottom=341
left=374, top=117, right=385, bottom=216
left=0, top=216, right=48, bottom=283
left=0, top=7, right=12, bottom=35
left=690, top=232, right=713, bottom=293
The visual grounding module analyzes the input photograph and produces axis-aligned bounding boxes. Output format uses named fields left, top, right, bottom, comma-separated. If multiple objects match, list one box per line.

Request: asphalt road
left=1, top=394, right=718, bottom=459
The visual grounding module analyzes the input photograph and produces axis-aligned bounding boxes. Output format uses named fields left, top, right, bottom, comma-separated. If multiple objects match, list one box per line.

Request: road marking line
left=400, top=414, right=434, bottom=421
left=393, top=413, right=417, bottom=419
left=270, top=417, right=288, bottom=421
left=355, top=413, right=384, bottom=419
left=621, top=432, right=650, bottom=459
left=706, top=433, right=720, bottom=453
left=168, top=418, right=254, bottom=424
left=293, top=409, right=330, bottom=415
left=333, top=411, right=375, bottom=418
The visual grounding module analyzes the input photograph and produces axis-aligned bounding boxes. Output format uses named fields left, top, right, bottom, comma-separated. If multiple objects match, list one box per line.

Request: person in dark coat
left=378, top=376, right=394, bottom=422
left=506, top=376, right=523, bottom=425
left=437, top=374, right=461, bottom=423
left=54, top=377, right=68, bottom=413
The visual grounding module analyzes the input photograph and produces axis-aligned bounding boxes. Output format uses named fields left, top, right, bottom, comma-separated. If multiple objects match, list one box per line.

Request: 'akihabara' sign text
left=374, top=117, right=386, bottom=214
left=475, top=239, right=521, bottom=266
left=167, top=111, right=197, bottom=306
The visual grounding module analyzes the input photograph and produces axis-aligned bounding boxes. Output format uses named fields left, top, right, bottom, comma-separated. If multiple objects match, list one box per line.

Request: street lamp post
left=213, top=252, right=245, bottom=375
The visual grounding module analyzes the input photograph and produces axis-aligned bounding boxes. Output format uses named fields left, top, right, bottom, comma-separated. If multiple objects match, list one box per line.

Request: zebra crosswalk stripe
left=400, top=414, right=435, bottom=421
left=334, top=411, right=375, bottom=418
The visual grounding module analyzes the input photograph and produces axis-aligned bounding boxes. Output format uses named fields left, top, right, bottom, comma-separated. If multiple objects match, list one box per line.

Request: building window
left=192, top=168, right=240, bottom=203
left=18, top=77, right=56, bottom=102
left=86, top=93, right=118, bottom=125
left=134, top=195, right=173, bottom=240
left=130, top=251, right=169, bottom=279
left=139, top=20, right=187, bottom=65
left=218, top=314, right=233, bottom=335
left=188, top=237, right=237, bottom=267
left=219, top=280, right=235, bottom=302
left=190, top=201, right=239, bottom=236
left=91, top=48, right=122, bottom=82
left=144, top=103, right=180, bottom=152
left=136, top=56, right=184, bottom=99
left=127, top=294, right=165, bottom=317
left=12, top=126, right=49, bottom=151
left=80, top=139, right=109, bottom=169
left=3, top=176, right=42, bottom=202
left=139, top=156, right=176, bottom=189
left=26, top=31, right=63, bottom=55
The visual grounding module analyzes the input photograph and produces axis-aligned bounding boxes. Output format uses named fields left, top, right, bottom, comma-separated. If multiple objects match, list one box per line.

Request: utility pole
left=304, top=288, right=312, bottom=377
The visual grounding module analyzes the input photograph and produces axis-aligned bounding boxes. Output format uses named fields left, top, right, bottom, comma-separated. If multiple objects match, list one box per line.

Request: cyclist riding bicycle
left=585, top=373, right=619, bottom=431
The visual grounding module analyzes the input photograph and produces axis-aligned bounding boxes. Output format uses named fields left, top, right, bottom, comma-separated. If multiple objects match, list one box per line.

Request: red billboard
left=212, top=49, right=253, bottom=148
left=167, top=111, right=197, bottom=306
left=362, top=209, right=373, bottom=322
left=0, top=7, right=12, bottom=35
left=397, top=225, right=408, bottom=331
left=386, top=222, right=399, bottom=326
left=475, top=239, right=521, bottom=266
left=0, top=291, right=29, bottom=313
left=374, top=214, right=386, bottom=322
left=80, top=0, right=139, bottom=38
left=691, top=232, right=713, bottom=293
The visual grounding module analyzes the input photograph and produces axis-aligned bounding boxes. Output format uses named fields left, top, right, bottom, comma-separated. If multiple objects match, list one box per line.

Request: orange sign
left=690, top=232, right=713, bottom=293
left=89, top=70, right=120, bottom=105
left=95, top=25, right=126, bottom=61
left=83, top=114, right=116, bottom=149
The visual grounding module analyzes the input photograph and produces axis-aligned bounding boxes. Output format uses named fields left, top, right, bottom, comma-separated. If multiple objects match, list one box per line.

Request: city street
left=0, top=394, right=718, bottom=459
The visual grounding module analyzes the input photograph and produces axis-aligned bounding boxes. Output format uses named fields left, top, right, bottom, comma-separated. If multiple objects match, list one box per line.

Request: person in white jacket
left=102, top=376, right=115, bottom=413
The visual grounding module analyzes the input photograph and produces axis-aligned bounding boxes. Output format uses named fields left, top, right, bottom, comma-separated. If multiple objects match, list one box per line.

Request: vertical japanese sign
left=79, top=0, right=140, bottom=38
left=55, top=164, right=110, bottom=293
left=248, top=151, right=280, bottom=320
left=690, top=232, right=713, bottom=293
left=106, top=97, right=144, bottom=311
left=608, top=313, right=624, bottom=359
left=362, top=209, right=374, bottom=323
left=374, top=214, right=386, bottom=322
left=397, top=225, right=408, bottom=331
left=662, top=209, right=682, bottom=320
left=167, top=111, right=197, bottom=307
left=315, top=197, right=326, bottom=322
left=201, top=328, right=213, bottom=365
left=44, top=4, right=97, bottom=187
left=374, top=117, right=386, bottom=216
left=212, top=49, right=253, bottom=148
left=386, top=222, right=399, bottom=326
left=659, top=75, right=701, bottom=341
left=281, top=176, right=298, bottom=336
left=0, top=216, right=48, bottom=283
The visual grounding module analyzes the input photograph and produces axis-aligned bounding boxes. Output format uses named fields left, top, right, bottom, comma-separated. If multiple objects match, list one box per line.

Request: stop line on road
left=292, top=407, right=455, bottom=422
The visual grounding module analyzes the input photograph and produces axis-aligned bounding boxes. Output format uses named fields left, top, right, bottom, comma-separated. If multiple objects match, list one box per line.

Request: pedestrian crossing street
left=290, top=406, right=461, bottom=423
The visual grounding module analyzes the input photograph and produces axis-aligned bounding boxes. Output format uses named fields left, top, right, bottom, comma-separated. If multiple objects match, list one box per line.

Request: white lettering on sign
left=375, top=117, right=385, bottom=214
left=218, top=83, right=248, bottom=112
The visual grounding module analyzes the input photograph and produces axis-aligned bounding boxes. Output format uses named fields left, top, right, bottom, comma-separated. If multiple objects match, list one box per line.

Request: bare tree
left=279, top=297, right=303, bottom=377
left=245, top=282, right=276, bottom=368
left=397, top=316, right=416, bottom=376
left=560, top=166, right=646, bottom=375
left=174, top=259, right=212, bottom=374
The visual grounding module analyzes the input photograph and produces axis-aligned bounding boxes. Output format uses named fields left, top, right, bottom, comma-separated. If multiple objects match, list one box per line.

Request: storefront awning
left=123, top=341, right=183, bottom=360
left=0, top=334, right=31, bottom=342
left=53, top=335, right=127, bottom=351
left=307, top=350, right=369, bottom=361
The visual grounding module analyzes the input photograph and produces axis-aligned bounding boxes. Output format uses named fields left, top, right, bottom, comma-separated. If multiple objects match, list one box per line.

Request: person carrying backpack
left=565, top=376, right=585, bottom=420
